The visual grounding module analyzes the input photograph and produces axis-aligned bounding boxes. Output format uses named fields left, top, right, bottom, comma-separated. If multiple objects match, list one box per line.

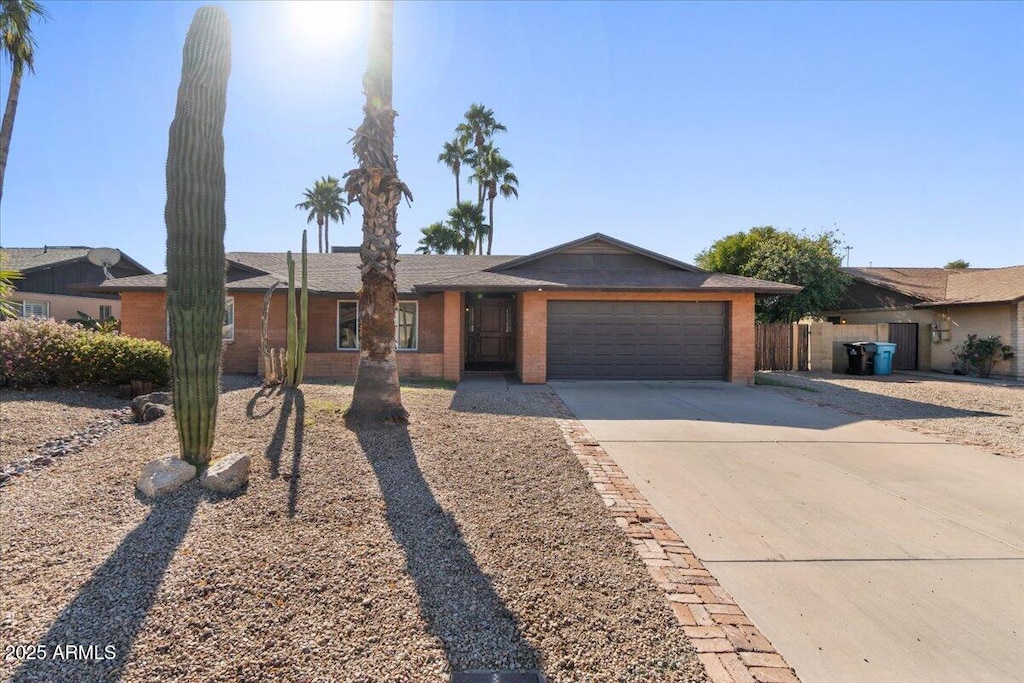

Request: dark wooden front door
left=888, top=323, right=919, bottom=370
left=467, top=297, right=514, bottom=367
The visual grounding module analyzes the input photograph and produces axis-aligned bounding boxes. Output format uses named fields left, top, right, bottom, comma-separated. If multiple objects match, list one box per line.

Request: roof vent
left=331, top=246, right=360, bottom=253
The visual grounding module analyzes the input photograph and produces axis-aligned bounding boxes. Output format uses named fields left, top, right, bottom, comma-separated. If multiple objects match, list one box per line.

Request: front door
left=466, top=296, right=514, bottom=369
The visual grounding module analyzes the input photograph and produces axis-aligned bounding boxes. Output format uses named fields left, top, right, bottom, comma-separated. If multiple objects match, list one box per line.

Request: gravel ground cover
left=756, top=372, right=1024, bottom=459
left=0, top=388, right=126, bottom=468
left=1, top=379, right=706, bottom=683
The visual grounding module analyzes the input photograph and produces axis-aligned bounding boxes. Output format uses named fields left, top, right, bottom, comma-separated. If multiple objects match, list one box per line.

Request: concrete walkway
left=550, top=381, right=1024, bottom=683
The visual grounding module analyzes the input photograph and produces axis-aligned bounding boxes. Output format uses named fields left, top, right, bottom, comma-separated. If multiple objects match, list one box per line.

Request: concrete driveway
left=550, top=381, right=1024, bottom=683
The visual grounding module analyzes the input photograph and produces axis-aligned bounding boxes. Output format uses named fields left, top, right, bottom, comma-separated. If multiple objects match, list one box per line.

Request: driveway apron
left=550, top=381, right=1024, bottom=683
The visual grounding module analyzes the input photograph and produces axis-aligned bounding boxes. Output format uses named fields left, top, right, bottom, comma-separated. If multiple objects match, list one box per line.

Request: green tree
left=470, top=144, right=518, bottom=255
left=0, top=0, right=48, bottom=205
left=416, top=220, right=471, bottom=255
left=437, top=136, right=470, bottom=205
left=696, top=226, right=851, bottom=322
left=343, top=0, right=412, bottom=423
left=296, top=175, right=348, bottom=253
left=944, top=259, right=970, bottom=269
left=456, top=103, right=506, bottom=213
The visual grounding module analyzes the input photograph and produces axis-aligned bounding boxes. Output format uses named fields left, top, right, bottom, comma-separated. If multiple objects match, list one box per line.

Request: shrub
left=952, top=334, right=1014, bottom=378
left=0, top=318, right=170, bottom=389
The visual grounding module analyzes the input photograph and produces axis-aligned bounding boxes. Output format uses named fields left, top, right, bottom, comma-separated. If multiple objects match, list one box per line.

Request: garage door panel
left=547, top=301, right=726, bottom=380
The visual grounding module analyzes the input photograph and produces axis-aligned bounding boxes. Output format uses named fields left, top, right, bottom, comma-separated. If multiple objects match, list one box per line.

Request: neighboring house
left=824, top=266, right=1024, bottom=379
left=98, top=233, right=799, bottom=384
left=0, top=246, right=152, bottom=322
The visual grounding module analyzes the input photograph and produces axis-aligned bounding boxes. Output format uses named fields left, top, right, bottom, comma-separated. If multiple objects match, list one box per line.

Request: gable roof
left=1, top=246, right=152, bottom=275
left=97, top=234, right=801, bottom=296
left=843, top=266, right=1024, bottom=306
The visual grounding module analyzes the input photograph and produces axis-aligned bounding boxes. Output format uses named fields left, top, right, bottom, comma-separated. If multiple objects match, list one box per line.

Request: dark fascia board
left=914, top=295, right=1023, bottom=308
left=415, top=283, right=800, bottom=294
left=487, top=233, right=704, bottom=273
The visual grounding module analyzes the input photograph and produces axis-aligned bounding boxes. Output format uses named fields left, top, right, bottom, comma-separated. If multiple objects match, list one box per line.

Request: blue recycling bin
left=872, top=342, right=896, bottom=376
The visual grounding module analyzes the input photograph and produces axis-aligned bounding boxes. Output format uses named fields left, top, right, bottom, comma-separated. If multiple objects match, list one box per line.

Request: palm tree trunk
left=487, top=196, right=495, bottom=255
left=344, top=0, right=410, bottom=424
left=317, top=215, right=324, bottom=253
left=455, top=169, right=460, bottom=204
left=0, top=60, right=24, bottom=206
left=324, top=216, right=330, bottom=252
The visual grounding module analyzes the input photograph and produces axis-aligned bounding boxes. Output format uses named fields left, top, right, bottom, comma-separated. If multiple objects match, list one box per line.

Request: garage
left=546, top=301, right=727, bottom=380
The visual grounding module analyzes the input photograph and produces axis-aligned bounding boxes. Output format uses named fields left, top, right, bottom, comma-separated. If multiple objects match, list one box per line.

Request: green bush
left=952, top=334, right=1014, bottom=378
left=0, top=318, right=170, bottom=389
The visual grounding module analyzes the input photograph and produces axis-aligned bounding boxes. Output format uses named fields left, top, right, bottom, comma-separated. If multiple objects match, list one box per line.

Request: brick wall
left=442, top=291, right=463, bottom=382
left=518, top=291, right=757, bottom=384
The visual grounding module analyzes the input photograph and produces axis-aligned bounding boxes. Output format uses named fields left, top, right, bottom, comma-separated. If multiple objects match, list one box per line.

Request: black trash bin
left=843, top=342, right=877, bottom=375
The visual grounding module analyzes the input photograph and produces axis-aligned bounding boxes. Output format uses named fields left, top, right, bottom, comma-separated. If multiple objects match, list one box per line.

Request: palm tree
left=437, top=136, right=469, bottom=205
left=445, top=201, right=486, bottom=255
left=0, top=0, right=48, bottom=206
left=296, top=175, right=348, bottom=253
left=342, top=0, right=412, bottom=423
left=470, top=145, right=519, bottom=255
left=455, top=103, right=505, bottom=213
left=415, top=221, right=469, bottom=255
left=0, top=252, right=22, bottom=318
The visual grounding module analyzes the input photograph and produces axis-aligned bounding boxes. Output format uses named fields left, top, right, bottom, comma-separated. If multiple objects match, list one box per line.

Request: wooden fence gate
left=888, top=322, right=919, bottom=370
left=756, top=323, right=809, bottom=371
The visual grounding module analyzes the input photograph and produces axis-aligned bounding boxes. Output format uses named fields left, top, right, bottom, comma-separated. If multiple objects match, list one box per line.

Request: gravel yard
left=0, top=388, right=126, bottom=468
left=756, top=372, right=1024, bottom=459
left=0, top=379, right=706, bottom=683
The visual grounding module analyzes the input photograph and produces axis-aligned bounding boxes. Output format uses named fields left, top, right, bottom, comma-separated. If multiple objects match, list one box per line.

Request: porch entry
left=465, top=293, right=516, bottom=371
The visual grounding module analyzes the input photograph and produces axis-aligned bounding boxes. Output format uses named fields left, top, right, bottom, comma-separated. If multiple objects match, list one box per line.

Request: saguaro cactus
left=285, top=230, right=309, bottom=388
left=164, top=6, right=231, bottom=469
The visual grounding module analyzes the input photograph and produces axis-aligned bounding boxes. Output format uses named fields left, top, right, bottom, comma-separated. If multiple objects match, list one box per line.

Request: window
left=21, top=301, right=49, bottom=318
left=337, top=300, right=418, bottom=351
left=338, top=301, right=358, bottom=349
left=222, top=298, right=235, bottom=342
left=166, top=297, right=235, bottom=342
left=99, top=305, right=113, bottom=322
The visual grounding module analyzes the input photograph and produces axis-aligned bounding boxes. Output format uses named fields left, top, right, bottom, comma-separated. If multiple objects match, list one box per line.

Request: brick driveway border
left=542, top=393, right=801, bottom=683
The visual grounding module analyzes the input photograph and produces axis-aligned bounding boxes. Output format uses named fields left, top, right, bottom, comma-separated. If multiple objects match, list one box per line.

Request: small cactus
left=164, top=6, right=232, bottom=468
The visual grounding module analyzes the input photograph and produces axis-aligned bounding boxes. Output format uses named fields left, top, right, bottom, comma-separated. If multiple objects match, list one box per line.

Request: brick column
left=729, top=295, right=755, bottom=384
left=442, top=291, right=462, bottom=383
left=520, top=291, right=547, bottom=384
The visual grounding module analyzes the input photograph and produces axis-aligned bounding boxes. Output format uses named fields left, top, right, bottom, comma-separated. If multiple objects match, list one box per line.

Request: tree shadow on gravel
left=352, top=421, right=541, bottom=673
left=9, top=487, right=201, bottom=683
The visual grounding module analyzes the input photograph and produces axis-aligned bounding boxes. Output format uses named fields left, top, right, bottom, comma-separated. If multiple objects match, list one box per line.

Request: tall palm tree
left=470, top=146, right=519, bottom=255
left=343, top=0, right=411, bottom=423
left=437, top=136, right=469, bottom=205
left=0, top=0, right=48, bottom=206
left=455, top=103, right=505, bottom=213
left=296, top=175, right=348, bottom=253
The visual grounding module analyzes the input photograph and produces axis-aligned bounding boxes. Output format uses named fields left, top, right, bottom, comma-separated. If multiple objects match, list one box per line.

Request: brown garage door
left=547, top=301, right=727, bottom=380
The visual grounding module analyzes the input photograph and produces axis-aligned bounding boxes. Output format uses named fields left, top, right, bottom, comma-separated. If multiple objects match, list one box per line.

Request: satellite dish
left=87, top=248, right=122, bottom=280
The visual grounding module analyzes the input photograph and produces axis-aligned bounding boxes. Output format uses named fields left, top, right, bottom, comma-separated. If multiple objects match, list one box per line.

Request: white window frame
left=99, top=305, right=113, bottom=322
left=166, top=297, right=235, bottom=343
left=337, top=300, right=419, bottom=351
left=21, top=301, right=49, bottom=318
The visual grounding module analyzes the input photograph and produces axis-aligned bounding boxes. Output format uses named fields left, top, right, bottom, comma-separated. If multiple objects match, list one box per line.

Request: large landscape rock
left=200, top=452, right=251, bottom=494
left=137, top=456, right=196, bottom=497
left=131, top=392, right=173, bottom=422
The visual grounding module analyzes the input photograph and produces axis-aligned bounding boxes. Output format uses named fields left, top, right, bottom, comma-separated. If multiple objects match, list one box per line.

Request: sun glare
left=285, top=0, right=365, bottom=50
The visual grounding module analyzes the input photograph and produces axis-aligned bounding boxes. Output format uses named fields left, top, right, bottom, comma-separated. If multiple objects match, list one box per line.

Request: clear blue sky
left=1, top=0, right=1022, bottom=273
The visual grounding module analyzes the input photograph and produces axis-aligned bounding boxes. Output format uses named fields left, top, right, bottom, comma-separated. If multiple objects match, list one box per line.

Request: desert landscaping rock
left=199, top=452, right=251, bottom=493
left=1, top=379, right=707, bottom=682
left=137, top=455, right=197, bottom=498
left=140, top=403, right=170, bottom=422
left=132, top=391, right=173, bottom=421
